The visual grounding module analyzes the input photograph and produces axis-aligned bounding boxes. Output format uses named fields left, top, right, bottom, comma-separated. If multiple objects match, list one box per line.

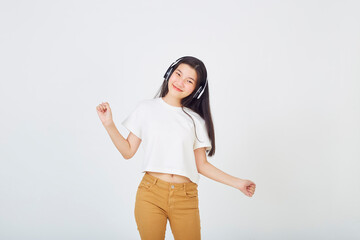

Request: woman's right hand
left=96, top=102, right=113, bottom=126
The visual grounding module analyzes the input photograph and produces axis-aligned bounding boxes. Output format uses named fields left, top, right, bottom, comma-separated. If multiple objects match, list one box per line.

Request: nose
left=177, top=78, right=186, bottom=87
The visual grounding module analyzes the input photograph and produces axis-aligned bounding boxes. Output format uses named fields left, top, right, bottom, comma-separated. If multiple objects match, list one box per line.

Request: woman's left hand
left=234, top=178, right=256, bottom=197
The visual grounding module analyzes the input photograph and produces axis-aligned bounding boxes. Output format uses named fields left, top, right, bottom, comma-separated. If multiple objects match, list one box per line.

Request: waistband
left=142, top=172, right=198, bottom=190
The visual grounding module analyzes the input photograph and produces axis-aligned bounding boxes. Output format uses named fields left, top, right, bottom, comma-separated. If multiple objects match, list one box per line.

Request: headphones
left=163, top=57, right=208, bottom=99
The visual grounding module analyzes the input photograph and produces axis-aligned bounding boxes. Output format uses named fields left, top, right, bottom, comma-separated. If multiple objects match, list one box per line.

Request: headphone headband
left=163, top=57, right=207, bottom=99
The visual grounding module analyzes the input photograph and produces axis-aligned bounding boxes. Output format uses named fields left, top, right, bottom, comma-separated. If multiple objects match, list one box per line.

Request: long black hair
left=154, top=56, right=216, bottom=157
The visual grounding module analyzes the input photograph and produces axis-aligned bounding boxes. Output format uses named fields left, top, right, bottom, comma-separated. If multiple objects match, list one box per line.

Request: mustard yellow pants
left=134, top=172, right=201, bottom=240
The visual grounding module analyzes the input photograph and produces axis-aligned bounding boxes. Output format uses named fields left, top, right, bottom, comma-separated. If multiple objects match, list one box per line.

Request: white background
left=1, top=0, right=359, bottom=239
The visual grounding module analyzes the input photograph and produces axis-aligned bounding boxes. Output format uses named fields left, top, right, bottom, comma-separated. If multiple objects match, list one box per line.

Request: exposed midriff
left=145, top=171, right=193, bottom=183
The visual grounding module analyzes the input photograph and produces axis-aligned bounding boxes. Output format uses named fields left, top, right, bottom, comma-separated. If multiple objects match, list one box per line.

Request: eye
left=187, top=80, right=193, bottom=84
left=176, top=72, right=180, bottom=76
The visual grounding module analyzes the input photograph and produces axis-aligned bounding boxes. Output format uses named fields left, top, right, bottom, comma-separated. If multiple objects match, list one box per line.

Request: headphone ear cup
left=193, top=86, right=202, bottom=98
left=164, top=68, right=171, bottom=81
left=197, top=87, right=205, bottom=99
left=165, top=68, right=174, bottom=81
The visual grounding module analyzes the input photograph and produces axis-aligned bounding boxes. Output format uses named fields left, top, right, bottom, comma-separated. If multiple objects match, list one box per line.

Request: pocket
left=184, top=187, right=198, bottom=199
left=138, top=179, right=154, bottom=191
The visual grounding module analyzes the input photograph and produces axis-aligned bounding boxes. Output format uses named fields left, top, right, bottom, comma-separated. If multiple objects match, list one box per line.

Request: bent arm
left=199, top=162, right=240, bottom=188
left=103, top=121, right=141, bottom=159
left=194, top=147, right=241, bottom=188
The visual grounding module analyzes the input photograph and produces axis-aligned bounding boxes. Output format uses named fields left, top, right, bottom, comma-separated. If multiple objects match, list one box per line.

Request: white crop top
left=121, top=97, right=212, bottom=184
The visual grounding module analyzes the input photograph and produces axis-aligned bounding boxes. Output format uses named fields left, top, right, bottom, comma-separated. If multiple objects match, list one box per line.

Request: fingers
left=239, top=180, right=256, bottom=197
left=246, top=184, right=256, bottom=196
left=96, top=102, right=110, bottom=112
left=247, top=189, right=255, bottom=197
left=96, top=104, right=104, bottom=112
left=101, top=102, right=106, bottom=111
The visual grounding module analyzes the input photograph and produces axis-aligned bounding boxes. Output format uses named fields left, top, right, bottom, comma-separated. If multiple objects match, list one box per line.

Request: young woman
left=96, top=56, right=256, bottom=239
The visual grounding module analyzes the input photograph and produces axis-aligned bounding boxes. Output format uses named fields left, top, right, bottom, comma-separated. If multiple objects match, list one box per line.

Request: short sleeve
left=193, top=118, right=212, bottom=152
left=121, top=103, right=143, bottom=139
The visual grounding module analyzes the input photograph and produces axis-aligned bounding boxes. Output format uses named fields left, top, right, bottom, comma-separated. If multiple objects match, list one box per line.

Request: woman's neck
left=162, top=95, right=182, bottom=107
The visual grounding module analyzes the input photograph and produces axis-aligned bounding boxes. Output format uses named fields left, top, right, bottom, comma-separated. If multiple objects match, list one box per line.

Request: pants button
left=171, top=185, right=174, bottom=189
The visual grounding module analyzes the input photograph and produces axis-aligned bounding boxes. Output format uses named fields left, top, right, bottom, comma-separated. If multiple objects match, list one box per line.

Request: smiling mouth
left=172, top=84, right=183, bottom=92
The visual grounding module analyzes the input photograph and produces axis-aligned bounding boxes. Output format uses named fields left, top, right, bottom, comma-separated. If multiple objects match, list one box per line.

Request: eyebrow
left=176, top=69, right=196, bottom=82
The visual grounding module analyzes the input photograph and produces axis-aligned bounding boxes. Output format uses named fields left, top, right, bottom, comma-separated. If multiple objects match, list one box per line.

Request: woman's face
left=168, top=63, right=198, bottom=99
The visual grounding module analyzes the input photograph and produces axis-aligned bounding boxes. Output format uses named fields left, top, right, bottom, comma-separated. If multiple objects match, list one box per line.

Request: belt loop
left=154, top=178, right=158, bottom=185
left=184, top=183, right=186, bottom=192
